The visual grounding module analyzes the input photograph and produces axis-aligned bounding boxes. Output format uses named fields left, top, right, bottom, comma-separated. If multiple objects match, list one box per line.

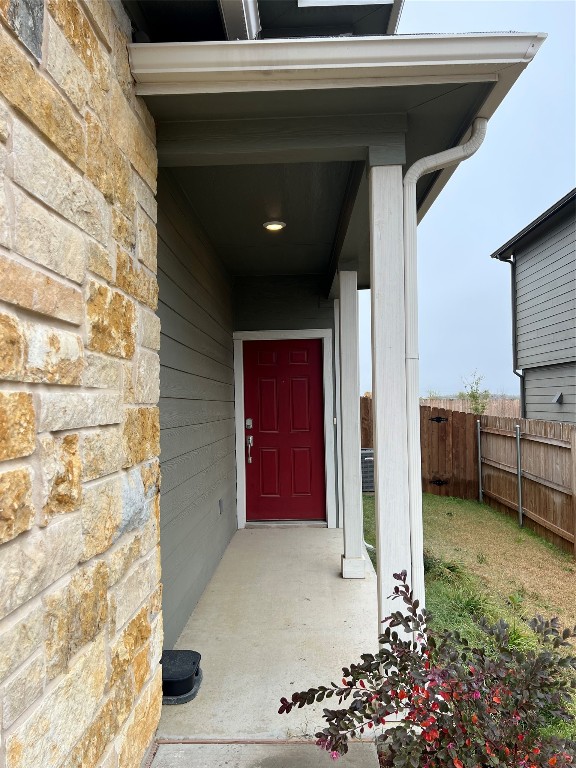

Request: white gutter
left=403, top=118, right=488, bottom=603
left=130, top=33, right=545, bottom=95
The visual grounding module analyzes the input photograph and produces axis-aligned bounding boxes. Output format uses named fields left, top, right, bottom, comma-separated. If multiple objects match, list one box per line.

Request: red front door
left=243, top=339, right=326, bottom=521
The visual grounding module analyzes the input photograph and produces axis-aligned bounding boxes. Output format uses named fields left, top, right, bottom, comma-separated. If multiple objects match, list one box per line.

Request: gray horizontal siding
left=160, top=366, right=234, bottom=402
left=515, top=211, right=575, bottom=370
left=519, top=347, right=575, bottom=367
left=523, top=363, right=576, bottom=423
left=160, top=454, right=234, bottom=531
left=515, top=217, right=574, bottom=259
left=517, top=267, right=575, bottom=305
left=158, top=301, right=232, bottom=368
left=158, top=171, right=237, bottom=649
left=162, top=435, right=236, bottom=495
left=517, top=308, right=575, bottom=339
left=234, top=275, right=334, bottom=331
left=518, top=331, right=575, bottom=357
left=157, top=179, right=234, bottom=326
left=517, top=267, right=574, bottom=308
left=516, top=247, right=574, bottom=291
left=160, top=398, right=234, bottom=430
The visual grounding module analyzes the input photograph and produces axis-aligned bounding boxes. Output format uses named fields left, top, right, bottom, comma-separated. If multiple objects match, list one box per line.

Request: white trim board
left=233, top=329, right=337, bottom=530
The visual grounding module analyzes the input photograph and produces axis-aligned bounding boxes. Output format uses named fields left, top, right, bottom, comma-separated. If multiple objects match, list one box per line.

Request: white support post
left=339, top=271, right=365, bottom=578
left=333, top=299, right=345, bottom=530
left=369, top=165, right=412, bottom=631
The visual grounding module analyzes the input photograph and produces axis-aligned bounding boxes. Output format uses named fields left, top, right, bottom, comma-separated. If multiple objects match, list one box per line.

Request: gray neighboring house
left=492, top=189, right=576, bottom=422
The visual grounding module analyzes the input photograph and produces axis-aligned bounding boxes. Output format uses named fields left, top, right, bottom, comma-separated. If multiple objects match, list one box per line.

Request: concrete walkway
left=152, top=742, right=378, bottom=767
left=152, top=528, right=379, bottom=766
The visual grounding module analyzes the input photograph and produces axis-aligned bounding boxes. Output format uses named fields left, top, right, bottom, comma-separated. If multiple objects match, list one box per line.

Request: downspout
left=498, top=255, right=526, bottom=417
left=403, top=118, right=488, bottom=604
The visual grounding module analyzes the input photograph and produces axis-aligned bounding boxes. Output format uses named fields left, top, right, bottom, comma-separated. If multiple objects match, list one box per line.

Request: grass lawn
left=363, top=492, right=576, bottom=740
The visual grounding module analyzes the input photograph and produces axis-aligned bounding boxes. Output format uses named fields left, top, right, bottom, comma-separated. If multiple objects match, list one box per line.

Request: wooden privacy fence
left=359, top=397, right=576, bottom=556
left=479, top=416, right=576, bottom=556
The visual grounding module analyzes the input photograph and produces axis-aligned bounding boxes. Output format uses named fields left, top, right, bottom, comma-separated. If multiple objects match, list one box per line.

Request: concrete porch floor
left=152, top=528, right=379, bottom=766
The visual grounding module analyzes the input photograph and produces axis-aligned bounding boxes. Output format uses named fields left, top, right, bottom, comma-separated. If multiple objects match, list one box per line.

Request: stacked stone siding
left=0, top=1, right=162, bottom=766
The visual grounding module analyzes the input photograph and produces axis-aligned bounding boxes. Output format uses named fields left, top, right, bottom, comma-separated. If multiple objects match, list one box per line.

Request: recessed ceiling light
left=263, top=221, right=286, bottom=232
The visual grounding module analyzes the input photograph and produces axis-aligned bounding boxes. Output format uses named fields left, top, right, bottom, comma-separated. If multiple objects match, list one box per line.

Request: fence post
left=515, top=424, right=523, bottom=527
left=476, top=419, right=483, bottom=503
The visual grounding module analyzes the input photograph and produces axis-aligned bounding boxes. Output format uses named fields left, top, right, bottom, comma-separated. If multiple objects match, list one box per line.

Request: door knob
left=246, top=435, right=254, bottom=464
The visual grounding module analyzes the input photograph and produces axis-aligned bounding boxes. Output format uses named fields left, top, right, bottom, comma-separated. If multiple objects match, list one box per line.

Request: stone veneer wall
left=0, top=1, right=162, bottom=767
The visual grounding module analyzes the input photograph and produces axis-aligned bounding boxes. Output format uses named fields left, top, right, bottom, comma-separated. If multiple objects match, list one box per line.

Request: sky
left=358, top=0, right=576, bottom=396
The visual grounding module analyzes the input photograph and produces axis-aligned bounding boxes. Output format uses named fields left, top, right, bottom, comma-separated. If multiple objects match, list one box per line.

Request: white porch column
left=333, top=299, right=345, bottom=529
left=369, top=164, right=412, bottom=629
left=339, top=271, right=365, bottom=578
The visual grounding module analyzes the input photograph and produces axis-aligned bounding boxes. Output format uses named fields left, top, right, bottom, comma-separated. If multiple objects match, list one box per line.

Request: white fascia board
left=130, top=33, right=546, bottom=96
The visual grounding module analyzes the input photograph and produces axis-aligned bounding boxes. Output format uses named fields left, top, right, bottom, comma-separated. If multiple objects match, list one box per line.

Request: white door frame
left=233, top=329, right=337, bottom=529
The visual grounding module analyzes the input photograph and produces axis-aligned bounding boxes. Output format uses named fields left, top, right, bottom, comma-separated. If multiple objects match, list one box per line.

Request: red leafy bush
left=279, top=571, right=576, bottom=767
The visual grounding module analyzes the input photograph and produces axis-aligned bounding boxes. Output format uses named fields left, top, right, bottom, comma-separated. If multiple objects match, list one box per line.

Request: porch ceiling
left=171, top=161, right=352, bottom=276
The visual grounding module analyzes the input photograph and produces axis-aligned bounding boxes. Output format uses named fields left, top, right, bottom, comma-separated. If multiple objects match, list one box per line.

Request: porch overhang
left=130, top=32, right=544, bottom=290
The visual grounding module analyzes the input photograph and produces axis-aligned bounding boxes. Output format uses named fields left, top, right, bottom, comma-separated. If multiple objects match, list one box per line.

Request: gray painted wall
left=233, top=275, right=334, bottom=331
left=515, top=210, right=575, bottom=370
left=523, top=362, right=576, bottom=423
left=157, top=171, right=237, bottom=648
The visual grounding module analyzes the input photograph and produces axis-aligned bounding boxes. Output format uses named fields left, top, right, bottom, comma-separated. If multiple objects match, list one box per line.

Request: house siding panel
left=157, top=172, right=237, bottom=649
left=517, top=308, right=576, bottom=339
left=234, top=275, right=335, bottom=331
left=516, top=247, right=574, bottom=291
left=515, top=211, right=576, bottom=370
left=514, top=217, right=574, bottom=266
left=523, top=363, right=576, bottom=423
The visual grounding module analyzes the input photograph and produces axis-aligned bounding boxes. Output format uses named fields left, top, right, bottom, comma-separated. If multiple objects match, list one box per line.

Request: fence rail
left=359, top=397, right=576, bottom=556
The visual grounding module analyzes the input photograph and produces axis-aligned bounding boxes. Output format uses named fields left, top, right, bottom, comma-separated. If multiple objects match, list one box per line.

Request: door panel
left=290, top=378, right=310, bottom=431
left=243, top=339, right=326, bottom=521
left=259, top=379, right=278, bottom=432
